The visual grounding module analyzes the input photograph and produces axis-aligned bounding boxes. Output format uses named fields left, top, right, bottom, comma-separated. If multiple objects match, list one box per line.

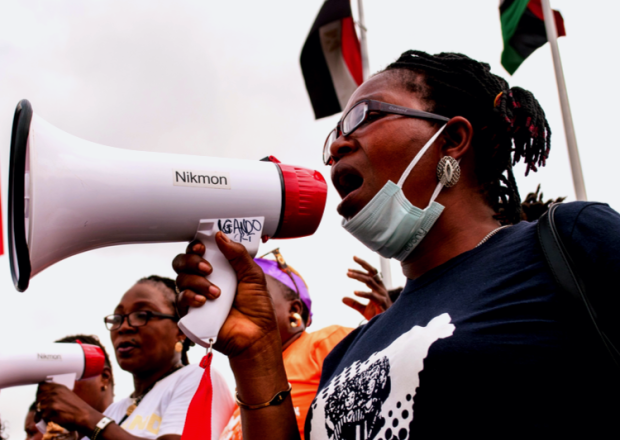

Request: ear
left=100, top=367, right=113, bottom=390
left=288, top=299, right=304, bottom=316
left=439, top=116, right=474, bottom=160
left=288, top=299, right=306, bottom=330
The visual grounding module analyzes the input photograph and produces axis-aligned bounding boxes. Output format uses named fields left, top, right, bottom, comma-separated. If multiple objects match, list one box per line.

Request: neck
left=101, top=393, right=114, bottom=412
left=282, top=329, right=304, bottom=351
left=401, top=192, right=501, bottom=280
left=132, top=361, right=182, bottom=397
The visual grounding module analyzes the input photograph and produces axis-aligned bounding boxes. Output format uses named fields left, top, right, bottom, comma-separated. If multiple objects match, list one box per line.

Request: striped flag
left=500, top=0, right=566, bottom=75
left=300, top=0, right=363, bottom=119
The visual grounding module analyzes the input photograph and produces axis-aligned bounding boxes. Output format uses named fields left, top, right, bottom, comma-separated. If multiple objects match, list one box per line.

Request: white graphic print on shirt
left=309, top=313, right=455, bottom=440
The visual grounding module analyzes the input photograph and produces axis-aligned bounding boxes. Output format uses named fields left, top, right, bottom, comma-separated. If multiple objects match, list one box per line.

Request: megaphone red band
left=274, top=162, right=327, bottom=239
left=79, top=343, right=105, bottom=379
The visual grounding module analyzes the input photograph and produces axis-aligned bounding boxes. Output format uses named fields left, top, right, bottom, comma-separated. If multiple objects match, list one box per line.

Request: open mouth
left=332, top=163, right=364, bottom=200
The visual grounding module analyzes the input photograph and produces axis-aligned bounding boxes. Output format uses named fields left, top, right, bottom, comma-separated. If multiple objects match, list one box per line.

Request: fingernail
left=193, top=244, right=201, bottom=252
left=196, top=296, right=206, bottom=304
left=220, top=233, right=230, bottom=243
left=198, top=262, right=211, bottom=273
left=209, top=285, right=220, bottom=296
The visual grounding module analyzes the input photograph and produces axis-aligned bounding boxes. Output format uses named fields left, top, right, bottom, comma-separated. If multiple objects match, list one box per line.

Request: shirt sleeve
left=156, top=367, right=202, bottom=437
left=554, top=202, right=620, bottom=344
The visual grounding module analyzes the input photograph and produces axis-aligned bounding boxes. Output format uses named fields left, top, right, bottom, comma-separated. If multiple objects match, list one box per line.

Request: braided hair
left=383, top=50, right=551, bottom=224
left=137, top=275, right=194, bottom=366
left=520, top=184, right=566, bottom=222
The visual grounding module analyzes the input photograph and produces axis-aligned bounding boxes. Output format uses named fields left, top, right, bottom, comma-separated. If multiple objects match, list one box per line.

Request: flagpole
left=356, top=0, right=370, bottom=81
left=541, top=0, right=587, bottom=201
left=355, top=0, right=392, bottom=289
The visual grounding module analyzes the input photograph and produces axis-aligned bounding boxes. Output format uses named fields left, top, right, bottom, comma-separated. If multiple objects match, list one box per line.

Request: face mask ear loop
left=397, top=124, right=447, bottom=188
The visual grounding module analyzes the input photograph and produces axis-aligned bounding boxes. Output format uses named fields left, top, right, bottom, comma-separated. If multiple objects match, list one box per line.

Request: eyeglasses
left=323, top=99, right=450, bottom=165
left=103, top=310, right=179, bottom=331
left=259, top=248, right=301, bottom=295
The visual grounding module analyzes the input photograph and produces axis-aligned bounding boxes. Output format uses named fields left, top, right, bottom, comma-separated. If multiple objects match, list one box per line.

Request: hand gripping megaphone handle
left=35, top=373, right=78, bottom=434
left=178, top=217, right=264, bottom=348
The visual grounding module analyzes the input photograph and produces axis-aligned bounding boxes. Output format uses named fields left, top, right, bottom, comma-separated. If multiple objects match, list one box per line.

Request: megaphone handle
left=36, top=373, right=77, bottom=434
left=178, top=228, right=238, bottom=349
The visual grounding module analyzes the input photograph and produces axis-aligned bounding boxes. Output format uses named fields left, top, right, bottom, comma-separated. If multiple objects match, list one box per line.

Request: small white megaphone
left=0, top=342, right=105, bottom=390
left=0, top=342, right=105, bottom=434
left=8, top=100, right=328, bottom=347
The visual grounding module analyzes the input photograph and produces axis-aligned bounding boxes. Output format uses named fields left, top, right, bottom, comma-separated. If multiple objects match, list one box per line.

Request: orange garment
left=219, top=325, right=353, bottom=440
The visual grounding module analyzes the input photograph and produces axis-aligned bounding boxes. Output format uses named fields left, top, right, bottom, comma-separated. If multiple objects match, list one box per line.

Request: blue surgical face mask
left=342, top=124, right=448, bottom=261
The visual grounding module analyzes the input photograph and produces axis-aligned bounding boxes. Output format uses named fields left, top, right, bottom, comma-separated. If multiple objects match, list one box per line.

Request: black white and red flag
left=300, top=0, right=363, bottom=119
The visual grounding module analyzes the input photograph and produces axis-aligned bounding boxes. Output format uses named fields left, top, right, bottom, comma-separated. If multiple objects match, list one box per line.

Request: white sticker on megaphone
left=217, top=218, right=263, bottom=244
left=195, top=216, right=264, bottom=256
left=173, top=170, right=231, bottom=189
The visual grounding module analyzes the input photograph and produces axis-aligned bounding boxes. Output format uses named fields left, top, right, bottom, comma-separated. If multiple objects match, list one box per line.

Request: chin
left=117, top=357, right=141, bottom=373
left=338, top=191, right=371, bottom=220
left=337, top=205, right=356, bottom=221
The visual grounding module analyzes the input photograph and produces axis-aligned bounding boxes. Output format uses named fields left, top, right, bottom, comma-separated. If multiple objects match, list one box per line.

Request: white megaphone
left=8, top=100, right=328, bottom=347
left=0, top=342, right=105, bottom=390
left=0, top=342, right=105, bottom=434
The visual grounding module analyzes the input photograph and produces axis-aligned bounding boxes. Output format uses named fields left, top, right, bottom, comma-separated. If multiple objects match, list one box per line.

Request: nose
left=116, top=316, right=136, bottom=334
left=329, top=133, right=359, bottom=164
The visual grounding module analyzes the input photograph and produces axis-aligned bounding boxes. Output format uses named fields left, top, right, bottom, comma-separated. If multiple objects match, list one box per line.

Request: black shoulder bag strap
left=537, top=203, right=620, bottom=367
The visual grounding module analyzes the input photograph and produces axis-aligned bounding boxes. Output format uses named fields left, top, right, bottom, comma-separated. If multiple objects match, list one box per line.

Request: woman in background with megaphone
left=36, top=276, right=234, bottom=440
left=173, top=50, right=620, bottom=439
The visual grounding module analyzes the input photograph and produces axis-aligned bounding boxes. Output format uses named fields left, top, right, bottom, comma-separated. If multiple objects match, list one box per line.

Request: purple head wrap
left=254, top=258, right=312, bottom=317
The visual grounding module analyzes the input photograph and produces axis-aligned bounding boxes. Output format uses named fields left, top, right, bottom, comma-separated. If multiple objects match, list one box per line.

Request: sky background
left=1, top=1, right=618, bottom=438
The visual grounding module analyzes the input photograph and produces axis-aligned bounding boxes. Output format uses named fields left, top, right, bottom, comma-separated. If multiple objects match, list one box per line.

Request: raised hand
left=172, top=233, right=299, bottom=440
left=343, top=256, right=393, bottom=320
left=36, top=383, right=100, bottom=435
left=172, top=232, right=279, bottom=358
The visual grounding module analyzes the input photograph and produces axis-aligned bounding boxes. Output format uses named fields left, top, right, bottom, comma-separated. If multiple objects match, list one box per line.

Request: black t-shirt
left=306, top=202, right=620, bottom=439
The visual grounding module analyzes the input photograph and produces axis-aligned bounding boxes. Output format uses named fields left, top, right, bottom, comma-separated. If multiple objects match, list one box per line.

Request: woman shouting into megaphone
left=173, top=50, right=620, bottom=440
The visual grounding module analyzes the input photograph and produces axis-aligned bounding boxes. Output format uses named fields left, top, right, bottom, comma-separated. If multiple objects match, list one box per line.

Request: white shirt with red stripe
left=104, top=364, right=234, bottom=439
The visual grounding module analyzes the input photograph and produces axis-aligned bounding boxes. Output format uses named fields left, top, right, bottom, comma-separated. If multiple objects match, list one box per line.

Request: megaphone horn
left=8, top=99, right=328, bottom=346
left=0, top=342, right=105, bottom=390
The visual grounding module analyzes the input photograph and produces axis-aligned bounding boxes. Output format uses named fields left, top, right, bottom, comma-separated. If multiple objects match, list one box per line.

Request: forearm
left=96, top=423, right=177, bottom=440
left=231, top=335, right=301, bottom=440
left=78, top=410, right=177, bottom=440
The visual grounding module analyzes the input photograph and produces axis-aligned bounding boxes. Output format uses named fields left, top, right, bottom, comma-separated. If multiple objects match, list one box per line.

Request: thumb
left=215, top=232, right=265, bottom=285
left=342, top=297, right=366, bottom=315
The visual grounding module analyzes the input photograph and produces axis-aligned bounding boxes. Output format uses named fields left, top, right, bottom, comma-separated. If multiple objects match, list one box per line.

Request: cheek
left=363, top=136, right=410, bottom=186
left=274, top=305, right=288, bottom=326
left=140, top=323, right=178, bottom=352
left=72, top=378, right=100, bottom=406
left=273, top=303, right=291, bottom=332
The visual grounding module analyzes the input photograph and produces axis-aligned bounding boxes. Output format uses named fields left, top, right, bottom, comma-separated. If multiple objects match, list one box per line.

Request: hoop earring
left=175, top=341, right=184, bottom=353
left=437, top=156, right=460, bottom=187
left=290, top=313, right=302, bottom=328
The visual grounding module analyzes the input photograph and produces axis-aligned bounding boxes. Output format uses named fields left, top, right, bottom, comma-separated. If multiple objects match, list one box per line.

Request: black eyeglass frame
left=103, top=310, right=179, bottom=331
left=323, top=99, right=450, bottom=165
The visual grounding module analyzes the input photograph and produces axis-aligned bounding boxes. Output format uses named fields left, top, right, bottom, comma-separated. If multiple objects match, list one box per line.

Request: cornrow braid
left=383, top=50, right=551, bottom=224
left=137, top=275, right=194, bottom=366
